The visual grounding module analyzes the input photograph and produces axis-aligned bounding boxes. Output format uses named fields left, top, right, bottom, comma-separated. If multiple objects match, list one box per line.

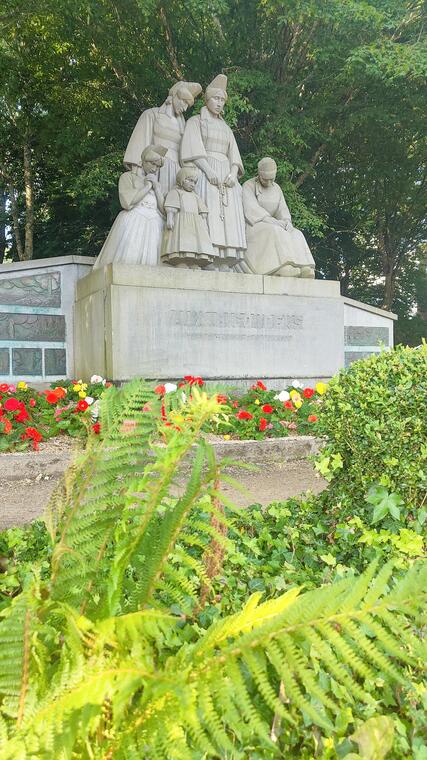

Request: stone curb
left=0, top=436, right=322, bottom=481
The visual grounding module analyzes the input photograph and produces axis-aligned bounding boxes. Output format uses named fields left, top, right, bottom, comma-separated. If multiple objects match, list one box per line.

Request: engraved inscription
left=0, top=272, right=61, bottom=307
left=345, top=326, right=389, bottom=347
left=169, top=309, right=303, bottom=333
left=0, top=313, right=65, bottom=342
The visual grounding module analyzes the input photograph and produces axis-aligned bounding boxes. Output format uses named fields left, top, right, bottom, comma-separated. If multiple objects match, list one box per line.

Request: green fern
left=0, top=380, right=425, bottom=759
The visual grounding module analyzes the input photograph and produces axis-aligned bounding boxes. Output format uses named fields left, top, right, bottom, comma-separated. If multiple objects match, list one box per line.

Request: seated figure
left=241, top=157, right=315, bottom=278
left=161, top=166, right=214, bottom=269
left=94, top=144, right=167, bottom=269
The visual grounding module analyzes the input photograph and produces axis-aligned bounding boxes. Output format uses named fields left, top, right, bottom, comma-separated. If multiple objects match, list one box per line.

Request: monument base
left=74, top=264, right=396, bottom=385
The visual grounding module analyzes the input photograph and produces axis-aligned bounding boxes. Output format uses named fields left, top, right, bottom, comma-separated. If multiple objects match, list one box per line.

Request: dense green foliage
left=0, top=377, right=426, bottom=758
left=315, top=343, right=426, bottom=522
left=0, top=0, right=426, bottom=323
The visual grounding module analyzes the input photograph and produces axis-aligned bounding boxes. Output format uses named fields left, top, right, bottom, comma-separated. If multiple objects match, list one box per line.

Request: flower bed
left=154, top=375, right=326, bottom=440
left=0, top=373, right=327, bottom=452
left=0, top=376, right=109, bottom=452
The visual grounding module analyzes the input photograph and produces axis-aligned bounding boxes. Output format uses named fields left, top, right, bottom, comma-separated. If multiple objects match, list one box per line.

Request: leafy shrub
left=315, top=344, right=427, bottom=525
left=0, top=522, right=50, bottom=609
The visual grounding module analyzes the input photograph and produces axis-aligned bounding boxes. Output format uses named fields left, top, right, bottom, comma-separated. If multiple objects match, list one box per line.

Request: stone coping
left=0, top=255, right=96, bottom=274
left=0, top=435, right=322, bottom=481
left=76, top=263, right=341, bottom=300
left=343, top=296, right=397, bottom=320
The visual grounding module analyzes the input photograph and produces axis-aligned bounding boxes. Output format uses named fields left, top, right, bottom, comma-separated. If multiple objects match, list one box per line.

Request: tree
left=0, top=0, right=425, bottom=326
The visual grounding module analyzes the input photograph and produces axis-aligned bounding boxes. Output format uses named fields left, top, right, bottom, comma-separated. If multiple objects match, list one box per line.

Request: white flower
left=91, top=400, right=100, bottom=420
left=85, top=396, right=94, bottom=406
left=274, top=390, right=290, bottom=402
left=90, top=374, right=104, bottom=384
left=291, top=379, right=303, bottom=389
left=164, top=383, right=177, bottom=394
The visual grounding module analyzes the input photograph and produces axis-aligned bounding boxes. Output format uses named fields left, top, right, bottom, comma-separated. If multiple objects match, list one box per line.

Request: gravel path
left=0, top=437, right=326, bottom=529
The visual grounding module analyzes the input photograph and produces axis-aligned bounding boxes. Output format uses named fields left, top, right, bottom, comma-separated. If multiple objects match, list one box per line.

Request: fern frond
left=3, top=562, right=426, bottom=759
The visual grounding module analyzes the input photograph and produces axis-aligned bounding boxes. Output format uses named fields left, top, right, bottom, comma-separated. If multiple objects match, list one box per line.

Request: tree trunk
left=377, top=221, right=396, bottom=310
left=23, top=142, right=34, bottom=261
left=7, top=181, right=24, bottom=261
left=0, top=190, right=6, bottom=264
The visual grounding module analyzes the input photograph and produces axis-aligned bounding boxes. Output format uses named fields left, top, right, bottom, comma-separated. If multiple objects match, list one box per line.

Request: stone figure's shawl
left=164, top=188, right=208, bottom=214
left=124, top=104, right=185, bottom=167
left=180, top=106, right=244, bottom=175
left=118, top=171, right=154, bottom=211
left=243, top=178, right=291, bottom=226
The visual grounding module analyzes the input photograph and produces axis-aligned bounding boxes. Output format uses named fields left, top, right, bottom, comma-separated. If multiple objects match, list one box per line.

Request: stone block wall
left=0, top=256, right=95, bottom=383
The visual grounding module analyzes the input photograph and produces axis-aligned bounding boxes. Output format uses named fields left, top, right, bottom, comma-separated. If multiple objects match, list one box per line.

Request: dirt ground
left=0, top=438, right=326, bottom=529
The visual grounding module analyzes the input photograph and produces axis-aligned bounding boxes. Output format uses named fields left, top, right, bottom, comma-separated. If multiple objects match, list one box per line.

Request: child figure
left=94, top=144, right=167, bottom=269
left=161, top=166, right=214, bottom=268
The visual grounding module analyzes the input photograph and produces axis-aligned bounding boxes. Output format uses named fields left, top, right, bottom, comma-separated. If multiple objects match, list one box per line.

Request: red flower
left=45, top=391, right=59, bottom=404
left=236, top=410, right=253, bottom=420
left=261, top=404, right=274, bottom=414
left=232, top=400, right=239, bottom=408
left=2, top=418, right=12, bottom=434
left=259, top=417, right=267, bottom=431
left=24, top=426, right=43, bottom=450
left=105, top=381, right=112, bottom=388
left=92, top=422, right=101, bottom=434
left=154, top=384, right=166, bottom=395
left=29, top=398, right=36, bottom=407
left=284, top=400, right=293, bottom=409
left=15, top=407, right=29, bottom=423
left=76, top=399, right=89, bottom=412
left=0, top=383, right=9, bottom=393
left=308, top=414, right=318, bottom=423
left=303, top=388, right=315, bottom=399
left=256, top=380, right=267, bottom=390
left=4, top=397, right=21, bottom=412
left=184, top=375, right=204, bottom=386
left=216, top=394, right=228, bottom=405
left=53, top=386, right=67, bottom=399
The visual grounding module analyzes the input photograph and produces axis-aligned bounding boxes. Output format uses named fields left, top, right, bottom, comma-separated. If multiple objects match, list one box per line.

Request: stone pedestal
left=74, top=264, right=346, bottom=384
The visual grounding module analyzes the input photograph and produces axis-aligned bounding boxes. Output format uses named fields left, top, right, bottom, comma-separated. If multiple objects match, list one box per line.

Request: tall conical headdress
left=205, top=74, right=228, bottom=101
left=169, top=81, right=202, bottom=105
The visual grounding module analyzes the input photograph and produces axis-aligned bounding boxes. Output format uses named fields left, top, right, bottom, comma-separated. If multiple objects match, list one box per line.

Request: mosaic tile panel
left=45, top=348, right=67, bottom=376
left=0, top=348, right=10, bottom=374
left=344, top=326, right=390, bottom=347
left=12, top=348, right=43, bottom=376
left=0, top=272, right=61, bottom=307
left=0, top=313, right=65, bottom=342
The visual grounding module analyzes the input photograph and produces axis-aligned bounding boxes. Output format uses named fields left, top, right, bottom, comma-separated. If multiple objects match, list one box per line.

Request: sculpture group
left=94, top=75, right=315, bottom=278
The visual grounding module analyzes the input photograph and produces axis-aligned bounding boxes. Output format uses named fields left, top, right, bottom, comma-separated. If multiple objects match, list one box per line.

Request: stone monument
left=71, top=73, right=396, bottom=387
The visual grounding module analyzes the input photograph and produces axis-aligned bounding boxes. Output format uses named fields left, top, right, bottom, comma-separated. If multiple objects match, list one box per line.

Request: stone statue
left=161, top=166, right=214, bottom=269
left=123, top=81, right=202, bottom=195
left=94, top=145, right=167, bottom=269
left=241, top=157, right=315, bottom=278
left=180, top=74, right=246, bottom=271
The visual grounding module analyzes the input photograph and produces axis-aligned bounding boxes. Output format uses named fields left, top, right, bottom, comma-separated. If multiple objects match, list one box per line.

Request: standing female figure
left=124, top=81, right=202, bottom=195
left=180, top=74, right=246, bottom=270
